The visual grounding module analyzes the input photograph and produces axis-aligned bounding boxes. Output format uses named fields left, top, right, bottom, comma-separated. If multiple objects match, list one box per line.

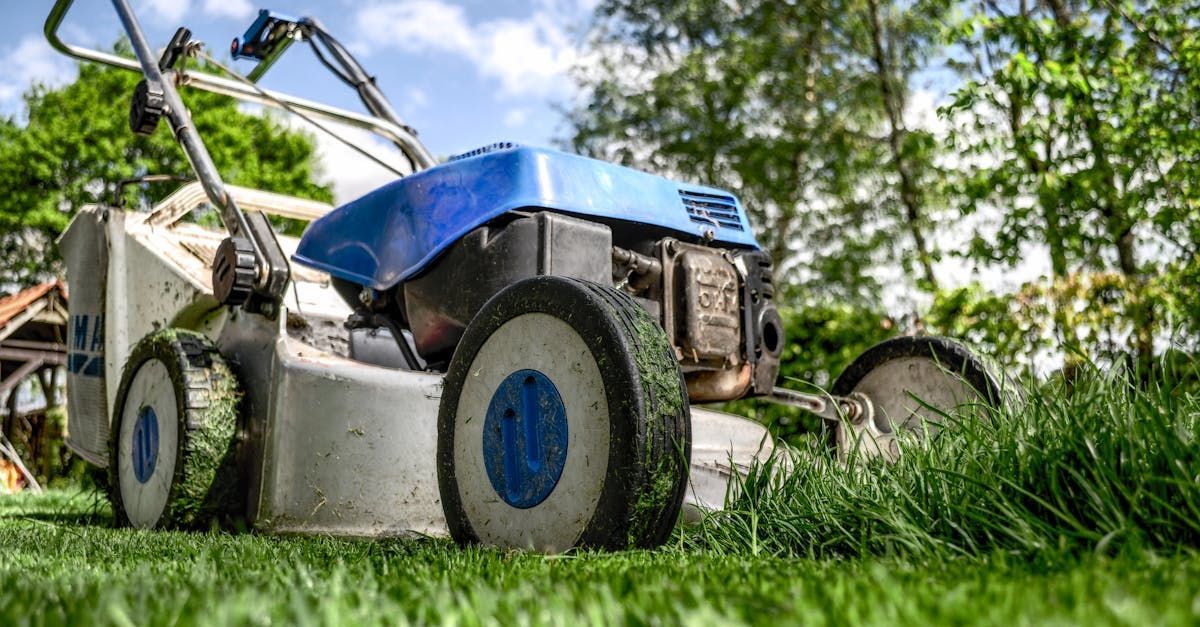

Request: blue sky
left=0, top=0, right=596, bottom=201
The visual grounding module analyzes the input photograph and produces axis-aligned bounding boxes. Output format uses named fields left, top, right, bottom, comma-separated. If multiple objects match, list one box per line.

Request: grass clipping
left=689, top=365, right=1200, bottom=559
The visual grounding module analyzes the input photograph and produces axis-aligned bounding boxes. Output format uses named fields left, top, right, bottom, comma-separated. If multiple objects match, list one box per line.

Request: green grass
left=2, top=367, right=1199, bottom=625
left=694, top=367, right=1200, bottom=559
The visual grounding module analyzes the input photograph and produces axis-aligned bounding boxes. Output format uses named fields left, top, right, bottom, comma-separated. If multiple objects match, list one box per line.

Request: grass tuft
left=689, top=365, right=1200, bottom=559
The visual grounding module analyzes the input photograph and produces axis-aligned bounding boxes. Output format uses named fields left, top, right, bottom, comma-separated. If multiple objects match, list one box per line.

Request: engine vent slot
left=679, top=190, right=744, bottom=232
left=449, top=142, right=519, bottom=162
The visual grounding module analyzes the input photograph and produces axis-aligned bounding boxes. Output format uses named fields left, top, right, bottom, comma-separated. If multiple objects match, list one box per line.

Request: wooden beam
left=0, top=299, right=48, bottom=343
left=0, top=358, right=44, bottom=396
left=0, top=348, right=66, bottom=366
left=0, top=339, right=67, bottom=353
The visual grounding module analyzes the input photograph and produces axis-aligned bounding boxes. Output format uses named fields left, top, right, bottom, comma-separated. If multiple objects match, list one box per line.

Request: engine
left=298, top=144, right=784, bottom=402
left=345, top=210, right=782, bottom=403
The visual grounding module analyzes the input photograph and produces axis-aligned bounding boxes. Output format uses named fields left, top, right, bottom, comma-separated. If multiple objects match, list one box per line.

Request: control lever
left=158, top=27, right=192, bottom=71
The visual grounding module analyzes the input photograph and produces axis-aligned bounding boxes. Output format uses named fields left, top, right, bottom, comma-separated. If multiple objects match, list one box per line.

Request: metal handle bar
left=47, top=0, right=294, bottom=306
left=44, top=0, right=436, bottom=171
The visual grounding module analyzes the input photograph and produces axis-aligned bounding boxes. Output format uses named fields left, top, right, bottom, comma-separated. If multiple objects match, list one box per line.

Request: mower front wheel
left=437, top=276, right=691, bottom=552
left=831, top=335, right=1004, bottom=461
left=109, top=329, right=243, bottom=529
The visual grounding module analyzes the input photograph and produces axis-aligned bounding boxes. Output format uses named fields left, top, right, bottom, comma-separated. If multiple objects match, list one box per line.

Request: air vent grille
left=449, top=142, right=519, bottom=162
left=679, top=189, right=744, bottom=231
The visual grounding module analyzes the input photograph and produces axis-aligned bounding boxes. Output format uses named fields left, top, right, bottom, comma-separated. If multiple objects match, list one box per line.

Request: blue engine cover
left=293, top=143, right=761, bottom=290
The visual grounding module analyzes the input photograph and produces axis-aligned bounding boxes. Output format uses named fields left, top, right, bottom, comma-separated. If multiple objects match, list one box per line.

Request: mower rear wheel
left=437, top=276, right=690, bottom=552
left=109, top=330, right=242, bottom=529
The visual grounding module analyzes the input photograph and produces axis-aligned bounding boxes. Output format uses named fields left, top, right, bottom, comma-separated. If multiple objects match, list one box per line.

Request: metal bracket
left=766, top=387, right=870, bottom=424
left=230, top=10, right=304, bottom=82
left=345, top=311, right=423, bottom=371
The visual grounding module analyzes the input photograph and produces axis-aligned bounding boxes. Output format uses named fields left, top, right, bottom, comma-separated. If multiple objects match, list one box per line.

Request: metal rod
left=0, top=434, right=43, bottom=494
left=0, top=360, right=46, bottom=396
left=0, top=348, right=66, bottom=367
left=45, top=0, right=435, bottom=171
left=109, top=0, right=248, bottom=239
left=0, top=340, right=67, bottom=353
left=47, top=0, right=292, bottom=301
left=767, top=387, right=866, bottom=423
left=304, top=17, right=406, bottom=133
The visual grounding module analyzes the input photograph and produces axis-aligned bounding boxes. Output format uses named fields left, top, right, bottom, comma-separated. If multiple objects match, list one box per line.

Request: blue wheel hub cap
left=131, top=406, right=159, bottom=484
left=482, top=369, right=569, bottom=509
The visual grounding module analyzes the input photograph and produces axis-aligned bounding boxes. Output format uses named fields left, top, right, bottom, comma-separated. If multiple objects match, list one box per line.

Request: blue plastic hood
left=293, top=144, right=760, bottom=290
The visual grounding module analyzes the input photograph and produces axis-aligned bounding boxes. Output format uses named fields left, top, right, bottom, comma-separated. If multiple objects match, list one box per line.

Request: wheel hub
left=131, top=405, right=159, bottom=484
left=482, top=369, right=569, bottom=509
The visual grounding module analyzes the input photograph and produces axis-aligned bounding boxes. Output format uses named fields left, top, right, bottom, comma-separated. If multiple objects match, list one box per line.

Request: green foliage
left=931, top=270, right=1200, bottom=373
left=941, top=0, right=1200, bottom=362
left=926, top=283, right=1050, bottom=374
left=571, top=0, right=1199, bottom=369
left=570, top=0, right=950, bottom=304
left=0, top=47, right=332, bottom=285
left=3, top=407, right=82, bottom=489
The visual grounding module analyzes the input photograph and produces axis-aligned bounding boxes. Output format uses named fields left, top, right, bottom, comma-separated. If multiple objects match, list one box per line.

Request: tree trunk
left=865, top=0, right=939, bottom=291
left=38, top=367, right=58, bottom=410
left=3, top=388, right=15, bottom=442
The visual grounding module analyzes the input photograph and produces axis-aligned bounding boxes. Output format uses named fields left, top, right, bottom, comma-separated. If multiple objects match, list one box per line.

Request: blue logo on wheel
left=482, top=369, right=568, bottom=509
left=132, top=406, right=159, bottom=484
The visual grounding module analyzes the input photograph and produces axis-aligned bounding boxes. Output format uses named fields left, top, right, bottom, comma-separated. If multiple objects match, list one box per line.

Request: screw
left=843, top=400, right=866, bottom=425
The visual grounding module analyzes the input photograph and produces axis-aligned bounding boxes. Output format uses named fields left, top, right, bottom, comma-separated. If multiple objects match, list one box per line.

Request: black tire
left=437, top=276, right=690, bottom=551
left=108, top=329, right=243, bottom=529
left=832, top=335, right=1002, bottom=404
left=830, top=335, right=1004, bottom=458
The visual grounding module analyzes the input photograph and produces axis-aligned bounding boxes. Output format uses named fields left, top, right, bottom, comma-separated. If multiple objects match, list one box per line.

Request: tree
left=942, top=0, right=1200, bottom=365
left=0, top=47, right=332, bottom=286
left=568, top=0, right=949, bottom=306
left=571, top=0, right=1198, bottom=374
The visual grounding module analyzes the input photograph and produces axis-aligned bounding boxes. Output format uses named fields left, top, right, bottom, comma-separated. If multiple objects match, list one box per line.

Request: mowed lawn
left=3, top=369, right=1199, bottom=625
left=0, top=493, right=1194, bottom=625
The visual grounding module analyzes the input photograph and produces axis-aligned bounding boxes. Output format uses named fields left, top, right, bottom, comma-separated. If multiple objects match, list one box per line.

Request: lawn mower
left=46, top=0, right=1004, bottom=551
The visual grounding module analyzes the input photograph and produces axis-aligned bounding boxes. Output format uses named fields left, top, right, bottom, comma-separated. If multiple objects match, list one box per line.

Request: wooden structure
left=0, top=281, right=68, bottom=491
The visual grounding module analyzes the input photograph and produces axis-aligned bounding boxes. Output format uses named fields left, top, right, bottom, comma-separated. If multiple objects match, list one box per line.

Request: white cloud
left=296, top=119, right=410, bottom=204
left=405, top=87, right=429, bottom=110
left=143, top=0, right=253, bottom=23
left=355, top=0, right=582, bottom=99
left=143, top=0, right=191, bottom=25
left=357, top=1, right=474, bottom=54
left=504, top=108, right=529, bottom=127
left=0, top=35, right=77, bottom=108
left=201, top=0, right=254, bottom=20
